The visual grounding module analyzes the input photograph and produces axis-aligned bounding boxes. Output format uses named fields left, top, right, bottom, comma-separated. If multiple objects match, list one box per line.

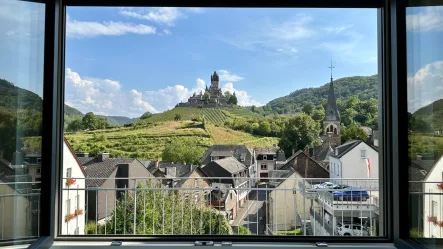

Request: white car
left=337, top=224, right=369, bottom=236
left=312, top=182, right=336, bottom=189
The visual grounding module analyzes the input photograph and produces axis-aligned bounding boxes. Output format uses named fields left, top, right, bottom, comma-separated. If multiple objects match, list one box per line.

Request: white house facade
left=423, top=155, right=443, bottom=238
left=61, top=138, right=86, bottom=235
left=329, top=140, right=379, bottom=189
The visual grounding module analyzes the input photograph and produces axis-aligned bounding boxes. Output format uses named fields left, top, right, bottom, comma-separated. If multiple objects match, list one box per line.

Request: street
left=239, top=184, right=271, bottom=235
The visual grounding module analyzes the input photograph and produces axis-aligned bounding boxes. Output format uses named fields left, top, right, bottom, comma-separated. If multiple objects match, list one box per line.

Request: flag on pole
left=366, top=158, right=371, bottom=178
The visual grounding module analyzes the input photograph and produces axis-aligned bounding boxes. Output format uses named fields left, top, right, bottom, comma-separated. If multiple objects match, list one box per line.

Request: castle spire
left=325, top=61, right=340, bottom=122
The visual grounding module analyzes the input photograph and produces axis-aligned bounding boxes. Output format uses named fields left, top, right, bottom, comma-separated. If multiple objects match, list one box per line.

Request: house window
left=230, top=192, right=233, bottom=200
left=66, top=168, right=72, bottom=178
left=263, top=155, right=267, bottom=160
left=360, top=150, right=366, bottom=158
left=36, top=167, right=41, bottom=175
left=432, top=201, right=438, bottom=217
left=261, top=164, right=267, bottom=170
left=210, top=156, right=216, bottom=161
left=25, top=158, right=29, bottom=163
left=66, top=199, right=71, bottom=215
left=37, top=157, right=41, bottom=163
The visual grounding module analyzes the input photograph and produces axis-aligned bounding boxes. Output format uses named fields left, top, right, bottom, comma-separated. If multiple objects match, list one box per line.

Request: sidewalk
left=230, top=200, right=263, bottom=226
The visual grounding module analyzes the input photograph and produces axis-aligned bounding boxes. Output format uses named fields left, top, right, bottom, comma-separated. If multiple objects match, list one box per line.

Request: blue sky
left=2, top=3, right=442, bottom=117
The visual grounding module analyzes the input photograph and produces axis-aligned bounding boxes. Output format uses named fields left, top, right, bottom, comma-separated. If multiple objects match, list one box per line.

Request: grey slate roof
left=201, top=145, right=254, bottom=166
left=212, top=157, right=247, bottom=174
left=255, top=147, right=279, bottom=155
left=284, top=150, right=329, bottom=179
left=329, top=140, right=378, bottom=159
left=325, top=80, right=340, bottom=121
left=79, top=157, right=137, bottom=187
left=141, top=160, right=191, bottom=178
left=211, top=151, right=234, bottom=157
left=409, top=159, right=435, bottom=192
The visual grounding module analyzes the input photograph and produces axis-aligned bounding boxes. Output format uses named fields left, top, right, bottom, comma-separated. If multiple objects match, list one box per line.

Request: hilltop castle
left=178, top=71, right=232, bottom=108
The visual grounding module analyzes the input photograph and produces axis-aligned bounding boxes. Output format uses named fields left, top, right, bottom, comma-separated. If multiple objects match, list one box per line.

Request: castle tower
left=323, top=61, right=341, bottom=144
left=210, top=71, right=219, bottom=89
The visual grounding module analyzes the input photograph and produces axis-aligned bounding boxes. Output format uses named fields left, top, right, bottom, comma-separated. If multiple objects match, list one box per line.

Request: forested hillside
left=254, top=75, right=378, bottom=115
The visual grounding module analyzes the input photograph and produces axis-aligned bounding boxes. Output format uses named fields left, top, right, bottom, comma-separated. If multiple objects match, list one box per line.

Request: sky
left=2, top=3, right=441, bottom=118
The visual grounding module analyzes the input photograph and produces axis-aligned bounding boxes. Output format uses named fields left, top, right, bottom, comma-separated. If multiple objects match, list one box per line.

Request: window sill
left=49, top=241, right=397, bottom=249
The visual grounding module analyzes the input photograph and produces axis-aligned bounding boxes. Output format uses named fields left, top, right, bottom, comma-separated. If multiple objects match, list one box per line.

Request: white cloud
left=222, top=83, right=263, bottom=106
left=291, top=48, right=298, bottom=53
left=119, top=7, right=183, bottom=26
left=407, top=7, right=443, bottom=32
left=65, top=68, right=157, bottom=117
left=184, top=8, right=205, bottom=13
left=66, top=15, right=156, bottom=38
left=163, top=29, right=172, bottom=35
left=324, top=24, right=353, bottom=34
left=218, top=70, right=244, bottom=82
left=144, top=78, right=206, bottom=111
left=408, top=61, right=443, bottom=112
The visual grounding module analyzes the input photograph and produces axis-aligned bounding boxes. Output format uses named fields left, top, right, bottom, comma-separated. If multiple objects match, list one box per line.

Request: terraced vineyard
left=201, top=108, right=228, bottom=125
left=141, top=107, right=256, bottom=126
left=65, top=120, right=280, bottom=161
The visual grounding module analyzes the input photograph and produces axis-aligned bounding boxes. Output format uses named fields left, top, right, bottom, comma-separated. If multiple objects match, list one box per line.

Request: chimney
left=76, top=152, right=89, bottom=158
left=98, top=151, right=110, bottom=162
left=155, top=160, right=159, bottom=168
left=416, top=155, right=422, bottom=160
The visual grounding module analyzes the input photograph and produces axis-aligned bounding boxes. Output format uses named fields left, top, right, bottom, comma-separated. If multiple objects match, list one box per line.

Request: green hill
left=413, top=99, right=443, bottom=129
left=139, top=106, right=260, bottom=126
left=265, top=75, right=378, bottom=114
left=65, top=120, right=279, bottom=160
left=97, top=115, right=138, bottom=126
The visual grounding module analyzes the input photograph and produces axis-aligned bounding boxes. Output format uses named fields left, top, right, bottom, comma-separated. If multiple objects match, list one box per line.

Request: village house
left=62, top=137, right=87, bottom=235
left=200, top=157, right=249, bottom=220
left=209, top=183, right=239, bottom=221
left=328, top=140, right=379, bottom=189
left=201, top=144, right=257, bottom=187
left=267, top=150, right=329, bottom=234
left=408, top=153, right=443, bottom=238
left=255, top=145, right=286, bottom=181
left=77, top=152, right=154, bottom=223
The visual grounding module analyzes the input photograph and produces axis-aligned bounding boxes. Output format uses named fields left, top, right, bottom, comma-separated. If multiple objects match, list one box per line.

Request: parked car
left=332, top=187, right=369, bottom=201
left=337, top=224, right=369, bottom=236
left=312, top=182, right=336, bottom=189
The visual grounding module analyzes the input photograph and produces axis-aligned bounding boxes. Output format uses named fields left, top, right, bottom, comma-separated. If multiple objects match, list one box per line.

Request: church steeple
left=325, top=61, right=340, bottom=122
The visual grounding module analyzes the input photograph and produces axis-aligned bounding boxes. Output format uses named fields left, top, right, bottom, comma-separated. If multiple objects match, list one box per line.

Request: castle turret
left=211, top=71, right=219, bottom=89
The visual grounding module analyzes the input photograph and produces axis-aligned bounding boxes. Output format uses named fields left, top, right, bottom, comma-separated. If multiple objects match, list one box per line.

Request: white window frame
left=261, top=164, right=267, bottom=170
left=66, top=199, right=71, bottom=215
left=360, top=150, right=366, bottom=159
left=66, top=168, right=72, bottom=178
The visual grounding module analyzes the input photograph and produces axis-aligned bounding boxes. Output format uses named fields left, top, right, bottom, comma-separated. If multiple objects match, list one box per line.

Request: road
left=240, top=184, right=271, bottom=235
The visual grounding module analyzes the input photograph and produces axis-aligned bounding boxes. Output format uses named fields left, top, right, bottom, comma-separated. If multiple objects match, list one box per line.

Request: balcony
left=56, top=177, right=382, bottom=237
left=0, top=181, right=41, bottom=241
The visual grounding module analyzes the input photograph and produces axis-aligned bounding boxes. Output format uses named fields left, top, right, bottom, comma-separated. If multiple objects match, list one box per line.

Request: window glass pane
left=407, top=5, right=443, bottom=246
left=0, top=0, right=45, bottom=243
left=63, top=7, right=381, bottom=237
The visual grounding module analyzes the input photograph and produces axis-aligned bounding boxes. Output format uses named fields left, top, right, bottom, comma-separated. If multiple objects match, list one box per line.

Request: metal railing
left=0, top=181, right=41, bottom=241
left=59, top=177, right=380, bottom=237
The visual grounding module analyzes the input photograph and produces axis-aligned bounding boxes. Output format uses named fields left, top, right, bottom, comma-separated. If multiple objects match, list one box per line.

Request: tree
left=67, top=118, right=84, bottom=132
left=87, top=181, right=234, bottom=235
left=311, top=105, right=325, bottom=121
left=341, top=124, right=368, bottom=144
left=224, top=91, right=232, bottom=100
left=302, top=103, right=314, bottom=115
left=257, top=121, right=271, bottom=136
left=174, top=114, right=182, bottom=121
left=278, top=113, right=320, bottom=158
left=162, top=140, right=204, bottom=165
left=251, top=105, right=256, bottom=112
left=203, top=92, right=210, bottom=104
left=140, top=111, right=152, bottom=120
left=228, top=94, right=238, bottom=105
left=82, top=112, right=97, bottom=130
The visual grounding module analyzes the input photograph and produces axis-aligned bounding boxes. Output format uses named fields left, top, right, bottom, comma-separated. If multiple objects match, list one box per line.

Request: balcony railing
left=0, top=181, right=41, bottom=241
left=59, top=177, right=381, bottom=237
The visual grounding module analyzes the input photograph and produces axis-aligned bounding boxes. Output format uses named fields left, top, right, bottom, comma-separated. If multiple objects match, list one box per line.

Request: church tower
left=211, top=71, right=219, bottom=89
left=323, top=61, right=341, bottom=145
